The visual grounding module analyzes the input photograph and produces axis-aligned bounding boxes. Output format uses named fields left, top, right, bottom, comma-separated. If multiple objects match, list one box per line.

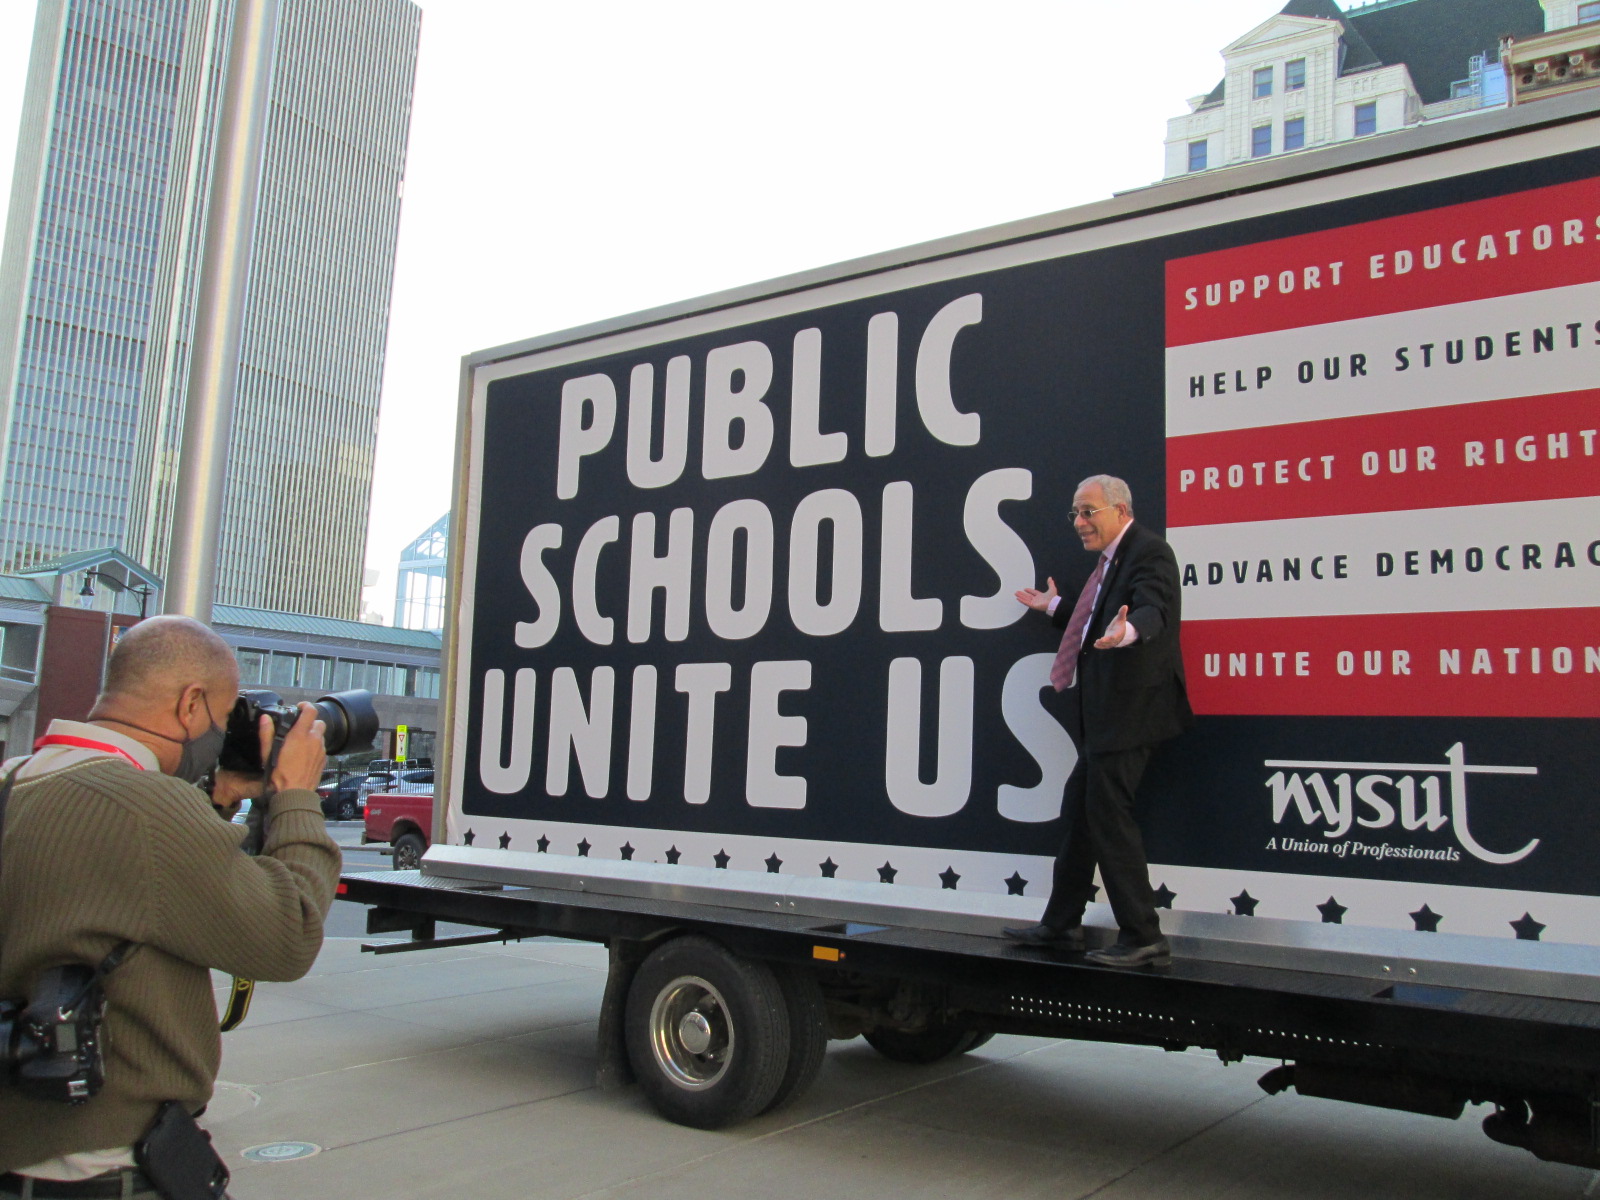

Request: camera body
left=219, top=688, right=379, bottom=774
left=0, top=963, right=109, bottom=1104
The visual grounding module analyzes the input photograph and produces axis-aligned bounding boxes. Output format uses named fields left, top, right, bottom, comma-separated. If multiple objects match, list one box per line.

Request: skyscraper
left=0, top=0, right=420, bottom=618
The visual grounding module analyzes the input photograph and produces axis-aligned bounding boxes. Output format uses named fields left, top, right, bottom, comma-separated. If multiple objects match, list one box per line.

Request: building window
left=1581, top=0, right=1600, bottom=22
left=1354, top=102, right=1377, bottom=136
left=237, top=648, right=269, bottom=684
left=1283, top=117, right=1305, bottom=151
left=302, top=655, right=333, bottom=690
left=0, top=623, right=40, bottom=683
left=267, top=651, right=299, bottom=689
left=1286, top=58, right=1306, bottom=90
left=1253, top=67, right=1273, bottom=98
left=1251, top=125, right=1272, bottom=157
left=1188, top=140, right=1207, bottom=172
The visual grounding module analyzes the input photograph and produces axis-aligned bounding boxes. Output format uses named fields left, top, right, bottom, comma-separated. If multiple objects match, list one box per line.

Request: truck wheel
left=625, top=936, right=789, bottom=1129
left=761, top=964, right=828, bottom=1114
left=863, top=1024, right=987, bottom=1064
left=392, top=831, right=425, bottom=871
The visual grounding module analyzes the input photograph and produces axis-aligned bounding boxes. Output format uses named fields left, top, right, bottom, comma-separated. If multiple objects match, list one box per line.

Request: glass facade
left=234, top=643, right=438, bottom=699
left=395, top=512, right=448, bottom=633
left=0, top=2, right=187, bottom=573
left=0, top=0, right=421, bottom=619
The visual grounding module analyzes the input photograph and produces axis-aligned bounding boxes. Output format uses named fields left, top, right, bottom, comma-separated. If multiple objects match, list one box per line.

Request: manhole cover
left=241, top=1141, right=321, bottom=1163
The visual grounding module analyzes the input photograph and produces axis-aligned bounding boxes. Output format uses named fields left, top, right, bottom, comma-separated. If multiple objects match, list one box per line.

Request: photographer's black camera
left=0, top=963, right=109, bottom=1104
left=219, top=688, right=379, bottom=774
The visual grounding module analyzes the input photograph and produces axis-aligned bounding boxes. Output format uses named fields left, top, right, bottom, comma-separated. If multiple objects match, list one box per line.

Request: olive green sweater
left=0, top=757, right=339, bottom=1171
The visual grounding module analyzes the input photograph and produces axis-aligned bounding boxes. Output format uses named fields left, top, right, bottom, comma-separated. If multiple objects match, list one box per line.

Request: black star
left=1410, top=904, right=1442, bottom=933
left=576, top=838, right=591, bottom=857
left=462, top=829, right=475, bottom=846
left=665, top=845, right=681, bottom=865
left=620, top=842, right=635, bottom=861
left=1232, top=889, right=1258, bottom=916
left=819, top=857, right=838, bottom=878
left=764, top=853, right=782, bottom=874
left=877, top=862, right=897, bottom=884
left=1510, top=912, right=1545, bottom=941
left=1004, top=871, right=1028, bottom=896
left=1316, top=896, right=1347, bottom=924
left=1152, top=883, right=1177, bottom=909
left=497, top=831, right=511, bottom=850
left=939, top=866, right=960, bottom=890
left=535, top=835, right=550, bottom=853
left=713, top=849, right=731, bottom=869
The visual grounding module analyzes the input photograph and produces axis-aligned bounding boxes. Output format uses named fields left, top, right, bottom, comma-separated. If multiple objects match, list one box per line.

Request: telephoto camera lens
left=313, top=689, right=379, bottom=756
left=220, top=689, right=380, bottom=773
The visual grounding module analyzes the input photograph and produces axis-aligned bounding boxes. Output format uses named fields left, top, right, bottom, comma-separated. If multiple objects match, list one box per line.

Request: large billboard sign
left=453, top=138, right=1600, bottom=944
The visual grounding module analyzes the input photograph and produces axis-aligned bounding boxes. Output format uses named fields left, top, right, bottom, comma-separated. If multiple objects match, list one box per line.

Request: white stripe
left=1165, top=280, right=1600, bottom=436
left=1171, top=497, right=1600, bottom=621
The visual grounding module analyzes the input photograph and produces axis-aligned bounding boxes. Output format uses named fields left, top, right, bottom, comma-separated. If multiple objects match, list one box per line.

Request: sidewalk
left=206, top=934, right=1597, bottom=1200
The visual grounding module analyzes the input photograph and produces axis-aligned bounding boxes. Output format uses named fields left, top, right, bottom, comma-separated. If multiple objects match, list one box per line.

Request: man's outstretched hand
left=1094, top=605, right=1130, bottom=649
left=1016, top=577, right=1059, bottom=613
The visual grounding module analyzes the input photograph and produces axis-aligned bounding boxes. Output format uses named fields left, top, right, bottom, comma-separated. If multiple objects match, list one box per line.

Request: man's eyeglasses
left=1072, top=504, right=1116, bottom=522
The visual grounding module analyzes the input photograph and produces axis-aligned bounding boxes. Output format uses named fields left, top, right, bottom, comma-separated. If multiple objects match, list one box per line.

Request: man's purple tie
left=1050, top=555, right=1107, bottom=691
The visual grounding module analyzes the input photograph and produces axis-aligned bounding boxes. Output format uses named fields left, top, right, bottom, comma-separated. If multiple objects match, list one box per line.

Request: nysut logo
left=1262, top=743, right=1539, bottom=866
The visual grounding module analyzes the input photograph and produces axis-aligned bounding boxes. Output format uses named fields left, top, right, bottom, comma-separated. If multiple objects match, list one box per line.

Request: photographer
left=0, top=616, right=339, bottom=1197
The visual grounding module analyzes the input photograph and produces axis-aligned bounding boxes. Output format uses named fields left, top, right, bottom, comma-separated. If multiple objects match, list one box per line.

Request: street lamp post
left=79, top=570, right=153, bottom=619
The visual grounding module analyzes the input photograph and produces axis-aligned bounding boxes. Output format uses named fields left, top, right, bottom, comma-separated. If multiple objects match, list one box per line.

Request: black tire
left=392, top=831, right=425, bottom=871
left=863, top=1024, right=986, bottom=1065
left=760, top=964, right=829, bottom=1114
left=336, top=796, right=358, bottom=821
left=624, top=936, right=789, bottom=1128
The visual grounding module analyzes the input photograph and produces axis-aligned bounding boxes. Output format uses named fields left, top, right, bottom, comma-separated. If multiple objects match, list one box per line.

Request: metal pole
left=162, top=0, right=281, bottom=621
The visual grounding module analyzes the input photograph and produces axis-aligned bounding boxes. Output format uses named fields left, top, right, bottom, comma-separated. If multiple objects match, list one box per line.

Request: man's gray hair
left=1077, top=474, right=1133, bottom=514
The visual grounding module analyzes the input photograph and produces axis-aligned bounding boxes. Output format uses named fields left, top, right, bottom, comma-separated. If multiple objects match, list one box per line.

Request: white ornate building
left=1162, top=0, right=1587, bottom=178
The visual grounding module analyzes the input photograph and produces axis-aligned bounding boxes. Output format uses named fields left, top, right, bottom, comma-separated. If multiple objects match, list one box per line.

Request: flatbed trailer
left=339, top=89, right=1600, bottom=1163
left=340, top=859, right=1600, bottom=1165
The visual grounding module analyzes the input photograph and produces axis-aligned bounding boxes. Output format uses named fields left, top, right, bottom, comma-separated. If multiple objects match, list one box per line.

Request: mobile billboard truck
left=342, top=94, right=1600, bottom=1158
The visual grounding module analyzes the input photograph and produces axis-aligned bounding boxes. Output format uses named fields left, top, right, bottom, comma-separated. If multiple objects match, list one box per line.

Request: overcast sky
left=0, top=0, right=1286, bottom=623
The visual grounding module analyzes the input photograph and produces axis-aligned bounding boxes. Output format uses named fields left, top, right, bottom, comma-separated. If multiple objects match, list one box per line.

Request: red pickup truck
left=362, top=788, right=433, bottom=869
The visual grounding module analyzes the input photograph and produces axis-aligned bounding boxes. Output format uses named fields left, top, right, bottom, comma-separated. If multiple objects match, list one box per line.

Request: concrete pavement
left=203, top=845, right=1598, bottom=1200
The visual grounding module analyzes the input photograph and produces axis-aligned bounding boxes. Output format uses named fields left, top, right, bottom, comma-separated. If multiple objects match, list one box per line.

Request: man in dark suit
left=1004, top=474, right=1193, bottom=967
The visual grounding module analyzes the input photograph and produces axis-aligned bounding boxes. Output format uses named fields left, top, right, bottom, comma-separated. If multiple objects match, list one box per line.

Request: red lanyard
left=33, top=734, right=148, bottom=771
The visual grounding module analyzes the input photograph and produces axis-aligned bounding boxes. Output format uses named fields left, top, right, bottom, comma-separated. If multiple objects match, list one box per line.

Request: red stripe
left=33, top=734, right=148, bottom=770
left=1167, top=389, right=1600, bottom=526
left=1165, top=177, right=1600, bottom=347
left=1183, top=609, right=1600, bottom=717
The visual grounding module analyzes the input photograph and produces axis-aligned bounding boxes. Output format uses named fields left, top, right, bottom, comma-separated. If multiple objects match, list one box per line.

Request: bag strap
left=0, top=759, right=138, bottom=987
left=0, top=761, right=21, bottom=888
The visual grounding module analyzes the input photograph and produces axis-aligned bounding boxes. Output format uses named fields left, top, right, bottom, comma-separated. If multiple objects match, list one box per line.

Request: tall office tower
left=0, top=0, right=420, bottom=618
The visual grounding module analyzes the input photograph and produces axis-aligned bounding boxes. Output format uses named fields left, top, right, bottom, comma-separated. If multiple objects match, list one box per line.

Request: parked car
left=316, top=773, right=364, bottom=821
left=359, top=768, right=432, bottom=801
left=363, top=786, right=433, bottom=870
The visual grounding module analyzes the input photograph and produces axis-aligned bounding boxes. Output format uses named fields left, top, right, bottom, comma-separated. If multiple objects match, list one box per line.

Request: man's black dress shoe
left=1002, top=923, right=1086, bottom=951
left=1085, top=937, right=1171, bottom=968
